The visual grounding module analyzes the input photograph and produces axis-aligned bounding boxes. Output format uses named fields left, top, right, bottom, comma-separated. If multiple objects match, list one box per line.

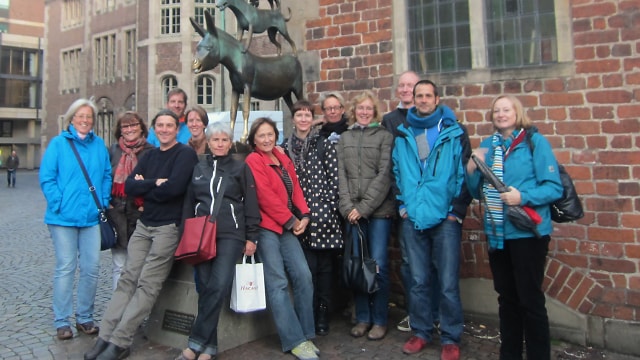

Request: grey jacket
left=337, top=124, right=395, bottom=219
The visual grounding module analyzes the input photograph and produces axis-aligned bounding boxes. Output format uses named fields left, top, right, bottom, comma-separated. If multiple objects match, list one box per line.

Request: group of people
left=39, top=73, right=563, bottom=360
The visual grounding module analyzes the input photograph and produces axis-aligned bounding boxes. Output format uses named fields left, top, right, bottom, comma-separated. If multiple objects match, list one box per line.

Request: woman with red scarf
left=107, top=112, right=154, bottom=290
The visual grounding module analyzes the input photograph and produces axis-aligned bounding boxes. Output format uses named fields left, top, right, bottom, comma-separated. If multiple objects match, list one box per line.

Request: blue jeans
left=348, top=218, right=391, bottom=327
left=7, top=169, right=16, bottom=186
left=257, top=229, right=315, bottom=352
left=403, top=218, right=463, bottom=344
left=48, top=224, right=101, bottom=329
left=398, top=220, right=440, bottom=322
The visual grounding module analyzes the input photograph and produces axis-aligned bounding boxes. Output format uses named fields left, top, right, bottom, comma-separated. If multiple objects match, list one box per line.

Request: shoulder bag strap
left=67, top=138, right=103, bottom=212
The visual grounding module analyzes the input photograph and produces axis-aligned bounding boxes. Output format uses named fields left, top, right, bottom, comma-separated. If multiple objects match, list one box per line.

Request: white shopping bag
left=230, top=255, right=267, bottom=313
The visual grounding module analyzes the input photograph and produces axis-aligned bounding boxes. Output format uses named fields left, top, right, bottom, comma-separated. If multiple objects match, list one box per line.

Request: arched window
left=196, top=75, right=215, bottom=107
left=161, top=75, right=178, bottom=103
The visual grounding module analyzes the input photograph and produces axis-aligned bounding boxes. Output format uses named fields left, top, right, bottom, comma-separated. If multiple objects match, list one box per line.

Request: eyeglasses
left=324, top=106, right=343, bottom=112
left=120, top=123, right=141, bottom=130
left=74, top=114, right=92, bottom=120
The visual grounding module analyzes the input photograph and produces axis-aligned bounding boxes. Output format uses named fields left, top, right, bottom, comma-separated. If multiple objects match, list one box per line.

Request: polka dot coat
left=283, top=133, right=344, bottom=249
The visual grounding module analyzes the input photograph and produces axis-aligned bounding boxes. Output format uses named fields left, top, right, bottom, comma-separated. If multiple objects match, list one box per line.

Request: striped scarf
left=483, top=133, right=505, bottom=251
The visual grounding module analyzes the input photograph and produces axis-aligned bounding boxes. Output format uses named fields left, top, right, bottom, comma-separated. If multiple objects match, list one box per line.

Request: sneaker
left=440, top=344, right=460, bottom=360
left=397, top=315, right=411, bottom=332
left=291, top=342, right=319, bottom=360
left=305, top=341, right=320, bottom=355
left=402, top=335, right=428, bottom=354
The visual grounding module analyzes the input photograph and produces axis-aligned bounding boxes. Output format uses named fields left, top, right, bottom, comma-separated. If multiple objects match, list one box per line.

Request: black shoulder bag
left=342, top=224, right=379, bottom=294
left=67, top=138, right=118, bottom=250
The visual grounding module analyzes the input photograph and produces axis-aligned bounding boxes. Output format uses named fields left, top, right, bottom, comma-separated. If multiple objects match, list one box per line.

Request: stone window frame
left=62, top=0, right=83, bottom=30
left=61, top=47, right=82, bottom=94
left=93, top=32, right=117, bottom=85
left=123, top=27, right=137, bottom=80
left=392, top=0, right=573, bottom=84
left=161, top=75, right=179, bottom=104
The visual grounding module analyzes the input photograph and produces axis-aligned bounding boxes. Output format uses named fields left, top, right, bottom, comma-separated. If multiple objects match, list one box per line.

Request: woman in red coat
left=245, top=118, right=319, bottom=360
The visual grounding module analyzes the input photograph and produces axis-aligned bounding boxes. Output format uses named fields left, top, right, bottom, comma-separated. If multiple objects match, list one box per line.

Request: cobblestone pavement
left=0, top=171, right=638, bottom=360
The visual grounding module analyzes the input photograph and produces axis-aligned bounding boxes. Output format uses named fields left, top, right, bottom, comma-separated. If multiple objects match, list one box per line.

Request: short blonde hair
left=347, top=90, right=382, bottom=125
left=490, top=95, right=532, bottom=131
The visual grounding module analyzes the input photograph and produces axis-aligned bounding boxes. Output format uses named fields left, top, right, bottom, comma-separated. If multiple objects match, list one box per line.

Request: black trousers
left=303, top=248, right=336, bottom=311
left=489, top=235, right=551, bottom=360
left=189, top=238, right=244, bottom=356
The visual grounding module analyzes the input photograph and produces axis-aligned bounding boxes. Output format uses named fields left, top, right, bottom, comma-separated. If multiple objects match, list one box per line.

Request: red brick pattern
left=305, top=0, right=640, bottom=322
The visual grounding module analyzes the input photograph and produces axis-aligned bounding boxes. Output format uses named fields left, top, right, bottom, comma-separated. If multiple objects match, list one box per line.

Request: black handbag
left=342, top=224, right=379, bottom=294
left=67, top=138, right=118, bottom=250
left=550, top=165, right=584, bottom=223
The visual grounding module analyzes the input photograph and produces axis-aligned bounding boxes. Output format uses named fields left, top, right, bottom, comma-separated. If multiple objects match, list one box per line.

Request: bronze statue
left=190, top=11, right=303, bottom=141
left=249, top=0, right=280, bottom=9
left=216, top=0, right=297, bottom=55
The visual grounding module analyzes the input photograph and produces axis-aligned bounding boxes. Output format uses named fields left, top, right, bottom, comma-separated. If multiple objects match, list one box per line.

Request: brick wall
left=305, top=0, right=640, bottom=322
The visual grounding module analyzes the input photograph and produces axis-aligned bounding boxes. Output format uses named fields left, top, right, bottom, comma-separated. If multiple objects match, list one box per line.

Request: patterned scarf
left=112, top=137, right=146, bottom=198
left=483, top=132, right=505, bottom=251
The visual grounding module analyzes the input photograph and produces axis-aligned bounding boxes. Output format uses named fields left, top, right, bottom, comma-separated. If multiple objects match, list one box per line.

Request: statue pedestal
left=145, top=261, right=275, bottom=352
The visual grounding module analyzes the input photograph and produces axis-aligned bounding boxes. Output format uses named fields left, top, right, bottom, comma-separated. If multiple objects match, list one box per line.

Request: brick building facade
left=42, top=0, right=639, bottom=355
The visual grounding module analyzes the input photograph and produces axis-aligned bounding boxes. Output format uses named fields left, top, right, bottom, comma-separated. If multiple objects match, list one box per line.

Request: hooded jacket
left=40, top=125, right=112, bottom=227
left=182, top=154, right=261, bottom=243
left=392, top=105, right=471, bottom=230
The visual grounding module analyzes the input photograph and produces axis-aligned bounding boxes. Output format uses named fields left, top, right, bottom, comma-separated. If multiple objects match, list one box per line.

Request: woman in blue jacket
left=40, top=98, right=112, bottom=340
left=466, top=95, right=562, bottom=360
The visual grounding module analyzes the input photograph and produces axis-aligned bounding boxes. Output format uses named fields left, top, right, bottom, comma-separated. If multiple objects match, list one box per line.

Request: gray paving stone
left=1, top=171, right=639, bottom=360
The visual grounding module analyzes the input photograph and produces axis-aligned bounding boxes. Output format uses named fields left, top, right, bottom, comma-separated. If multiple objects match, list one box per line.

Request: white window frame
left=194, top=0, right=216, bottom=26
left=161, top=0, right=181, bottom=35
left=162, top=75, right=179, bottom=103
left=93, top=33, right=117, bottom=85
left=61, top=47, right=82, bottom=93
left=196, top=75, right=215, bottom=106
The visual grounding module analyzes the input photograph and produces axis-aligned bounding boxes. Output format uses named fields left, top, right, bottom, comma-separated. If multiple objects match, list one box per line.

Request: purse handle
left=67, top=138, right=107, bottom=220
left=344, top=223, right=372, bottom=262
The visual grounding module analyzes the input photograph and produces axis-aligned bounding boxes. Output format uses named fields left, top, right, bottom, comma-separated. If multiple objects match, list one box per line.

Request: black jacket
left=181, top=154, right=261, bottom=244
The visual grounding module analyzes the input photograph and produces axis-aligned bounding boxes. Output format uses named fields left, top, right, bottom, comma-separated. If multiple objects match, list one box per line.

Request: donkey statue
left=190, top=10, right=303, bottom=140
left=216, top=0, right=297, bottom=55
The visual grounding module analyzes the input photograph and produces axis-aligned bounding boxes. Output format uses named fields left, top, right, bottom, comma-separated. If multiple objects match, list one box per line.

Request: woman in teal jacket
left=40, top=98, right=112, bottom=340
left=466, top=95, right=562, bottom=360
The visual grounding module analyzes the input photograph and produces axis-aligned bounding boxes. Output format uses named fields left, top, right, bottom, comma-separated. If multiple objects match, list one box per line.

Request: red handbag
left=175, top=215, right=217, bottom=265
left=175, top=178, right=226, bottom=265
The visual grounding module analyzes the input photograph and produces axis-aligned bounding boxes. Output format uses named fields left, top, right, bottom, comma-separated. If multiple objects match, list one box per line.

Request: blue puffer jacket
left=40, top=126, right=112, bottom=227
left=392, top=105, right=468, bottom=230
left=466, top=128, right=563, bottom=240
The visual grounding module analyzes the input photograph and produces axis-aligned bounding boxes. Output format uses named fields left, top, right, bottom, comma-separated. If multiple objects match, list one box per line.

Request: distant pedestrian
left=39, top=98, right=112, bottom=340
left=6, top=150, right=19, bottom=187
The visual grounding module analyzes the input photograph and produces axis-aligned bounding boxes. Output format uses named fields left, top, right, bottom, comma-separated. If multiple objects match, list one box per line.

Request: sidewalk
left=0, top=171, right=638, bottom=360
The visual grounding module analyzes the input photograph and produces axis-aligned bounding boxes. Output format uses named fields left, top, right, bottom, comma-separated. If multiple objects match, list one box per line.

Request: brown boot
left=350, top=322, right=371, bottom=337
left=367, top=325, right=387, bottom=340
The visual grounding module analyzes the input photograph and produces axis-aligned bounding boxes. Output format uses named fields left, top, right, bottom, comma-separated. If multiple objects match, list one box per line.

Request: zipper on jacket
left=432, top=148, right=441, bottom=176
left=230, top=203, right=239, bottom=229
left=209, top=160, right=218, bottom=214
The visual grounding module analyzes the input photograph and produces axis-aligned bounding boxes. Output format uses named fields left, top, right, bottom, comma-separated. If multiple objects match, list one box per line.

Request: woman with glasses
left=337, top=90, right=395, bottom=341
left=40, top=98, right=112, bottom=340
left=317, top=92, right=349, bottom=144
left=107, top=112, right=154, bottom=290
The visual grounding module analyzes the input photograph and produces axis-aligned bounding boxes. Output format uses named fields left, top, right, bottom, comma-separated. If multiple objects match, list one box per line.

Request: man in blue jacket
left=393, top=80, right=471, bottom=360
left=147, top=88, right=191, bottom=146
